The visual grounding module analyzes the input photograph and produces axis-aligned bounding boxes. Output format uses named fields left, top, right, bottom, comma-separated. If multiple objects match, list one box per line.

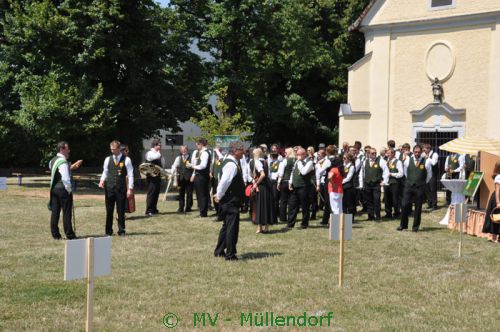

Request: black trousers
left=287, top=185, right=311, bottom=228
left=279, top=182, right=291, bottom=222
left=400, top=184, right=425, bottom=230
left=425, top=173, right=438, bottom=208
left=309, top=185, right=318, bottom=219
left=105, top=186, right=126, bottom=235
left=364, top=184, right=381, bottom=219
left=320, top=183, right=331, bottom=224
left=384, top=182, right=400, bottom=217
left=50, top=187, right=75, bottom=238
left=342, top=187, right=356, bottom=221
left=146, top=176, right=161, bottom=214
left=178, top=178, right=193, bottom=211
left=271, top=180, right=280, bottom=218
left=214, top=202, right=240, bottom=259
left=194, top=174, right=209, bottom=217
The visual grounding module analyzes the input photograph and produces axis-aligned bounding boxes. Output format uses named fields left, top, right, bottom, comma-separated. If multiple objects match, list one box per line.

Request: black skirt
left=254, top=180, right=277, bottom=225
left=482, top=192, right=500, bottom=235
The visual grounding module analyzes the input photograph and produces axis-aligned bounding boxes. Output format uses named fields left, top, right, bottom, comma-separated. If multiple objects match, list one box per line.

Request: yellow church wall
left=339, top=116, right=370, bottom=146
left=348, top=53, right=371, bottom=112
left=371, top=0, right=500, bottom=26
left=388, top=24, right=492, bottom=144
left=487, top=20, right=500, bottom=140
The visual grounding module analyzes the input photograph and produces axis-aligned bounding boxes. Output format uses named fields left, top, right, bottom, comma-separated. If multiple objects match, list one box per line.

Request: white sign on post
left=0, top=177, right=6, bottom=191
left=329, top=214, right=353, bottom=241
left=64, top=236, right=112, bottom=281
left=453, top=203, right=468, bottom=224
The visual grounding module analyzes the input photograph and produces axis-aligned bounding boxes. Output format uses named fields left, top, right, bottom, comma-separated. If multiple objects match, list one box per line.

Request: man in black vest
left=286, top=148, right=314, bottom=229
left=423, top=143, right=439, bottom=210
left=171, top=145, right=193, bottom=213
left=444, top=152, right=465, bottom=204
left=145, top=139, right=165, bottom=216
left=190, top=138, right=211, bottom=217
left=213, top=141, right=246, bottom=261
left=277, top=147, right=295, bottom=222
left=383, top=148, right=403, bottom=219
left=99, top=140, right=134, bottom=236
left=48, top=141, right=81, bottom=240
left=398, top=144, right=432, bottom=232
left=359, top=148, right=387, bottom=221
left=316, top=146, right=333, bottom=225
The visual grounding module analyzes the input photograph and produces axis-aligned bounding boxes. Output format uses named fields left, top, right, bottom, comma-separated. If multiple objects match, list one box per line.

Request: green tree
left=189, top=86, right=252, bottom=147
left=0, top=0, right=208, bottom=166
left=172, top=0, right=369, bottom=147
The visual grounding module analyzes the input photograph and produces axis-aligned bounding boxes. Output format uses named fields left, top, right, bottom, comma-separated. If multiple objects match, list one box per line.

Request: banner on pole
left=214, top=135, right=240, bottom=148
left=329, top=214, right=353, bottom=241
left=64, top=237, right=112, bottom=281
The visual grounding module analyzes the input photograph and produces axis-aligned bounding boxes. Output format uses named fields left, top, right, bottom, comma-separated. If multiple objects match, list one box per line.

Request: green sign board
left=213, top=135, right=240, bottom=148
left=463, top=171, right=484, bottom=197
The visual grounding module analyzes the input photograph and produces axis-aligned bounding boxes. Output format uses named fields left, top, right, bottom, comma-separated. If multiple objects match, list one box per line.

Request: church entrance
left=416, top=130, right=458, bottom=190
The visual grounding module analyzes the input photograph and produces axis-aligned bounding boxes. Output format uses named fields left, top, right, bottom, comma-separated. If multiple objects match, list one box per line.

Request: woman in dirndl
left=482, top=160, right=500, bottom=242
left=251, top=148, right=276, bottom=233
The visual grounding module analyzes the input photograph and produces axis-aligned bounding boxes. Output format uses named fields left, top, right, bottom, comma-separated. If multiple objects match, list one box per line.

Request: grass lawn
left=1, top=176, right=499, bottom=331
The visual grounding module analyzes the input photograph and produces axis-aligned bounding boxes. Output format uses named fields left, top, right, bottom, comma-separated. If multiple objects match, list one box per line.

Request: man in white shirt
left=99, top=140, right=134, bottom=236
left=444, top=152, right=465, bottom=204
left=286, top=148, right=314, bottom=229
left=422, top=143, right=439, bottom=210
left=397, top=144, right=432, bottom=232
left=48, top=141, right=80, bottom=240
left=359, top=148, right=387, bottom=221
left=170, top=145, right=193, bottom=213
left=213, top=141, right=246, bottom=261
left=382, top=148, right=403, bottom=219
left=144, top=139, right=165, bottom=216
left=190, top=138, right=211, bottom=217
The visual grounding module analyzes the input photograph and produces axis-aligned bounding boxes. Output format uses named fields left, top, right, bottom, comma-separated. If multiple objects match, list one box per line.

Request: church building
left=340, top=0, right=500, bottom=150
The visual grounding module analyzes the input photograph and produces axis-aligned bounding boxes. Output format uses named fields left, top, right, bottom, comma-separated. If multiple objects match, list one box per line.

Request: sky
left=157, top=0, right=169, bottom=7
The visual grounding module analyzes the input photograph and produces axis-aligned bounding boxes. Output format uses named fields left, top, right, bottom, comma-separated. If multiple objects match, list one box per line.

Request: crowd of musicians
left=48, top=138, right=481, bottom=259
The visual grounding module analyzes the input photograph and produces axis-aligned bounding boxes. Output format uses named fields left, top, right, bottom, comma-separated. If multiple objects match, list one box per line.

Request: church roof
left=349, top=0, right=378, bottom=32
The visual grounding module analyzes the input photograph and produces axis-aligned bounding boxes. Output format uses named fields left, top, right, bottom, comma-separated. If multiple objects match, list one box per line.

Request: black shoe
left=282, top=226, right=292, bottom=231
left=225, top=256, right=238, bottom=261
left=145, top=212, right=153, bottom=217
left=185, top=208, right=192, bottom=212
left=214, top=253, right=225, bottom=257
left=300, top=225, right=308, bottom=229
left=118, top=232, right=126, bottom=237
left=396, top=226, right=406, bottom=231
left=177, top=208, right=184, bottom=213
left=53, top=235, right=62, bottom=240
left=66, top=234, right=77, bottom=240
left=412, top=228, right=419, bottom=232
left=374, top=217, right=381, bottom=222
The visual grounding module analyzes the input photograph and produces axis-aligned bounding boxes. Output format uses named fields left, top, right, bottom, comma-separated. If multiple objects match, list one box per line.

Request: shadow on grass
left=239, top=252, right=282, bottom=260
left=77, top=231, right=164, bottom=238
left=266, top=228, right=292, bottom=234
left=420, top=226, right=445, bottom=232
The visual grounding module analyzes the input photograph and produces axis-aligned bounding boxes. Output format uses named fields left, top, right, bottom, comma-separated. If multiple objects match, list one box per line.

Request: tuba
left=139, top=163, right=169, bottom=178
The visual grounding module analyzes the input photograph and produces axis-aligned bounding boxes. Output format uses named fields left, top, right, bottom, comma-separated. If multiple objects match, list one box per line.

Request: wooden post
left=338, top=214, right=345, bottom=288
left=86, top=238, right=94, bottom=332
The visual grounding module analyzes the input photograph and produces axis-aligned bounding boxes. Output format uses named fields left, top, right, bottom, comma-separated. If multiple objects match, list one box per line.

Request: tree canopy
left=0, top=0, right=369, bottom=167
left=0, top=0, right=207, bottom=166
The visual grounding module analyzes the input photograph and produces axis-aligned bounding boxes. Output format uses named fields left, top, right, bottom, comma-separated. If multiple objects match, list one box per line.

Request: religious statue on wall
left=431, top=77, right=443, bottom=103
